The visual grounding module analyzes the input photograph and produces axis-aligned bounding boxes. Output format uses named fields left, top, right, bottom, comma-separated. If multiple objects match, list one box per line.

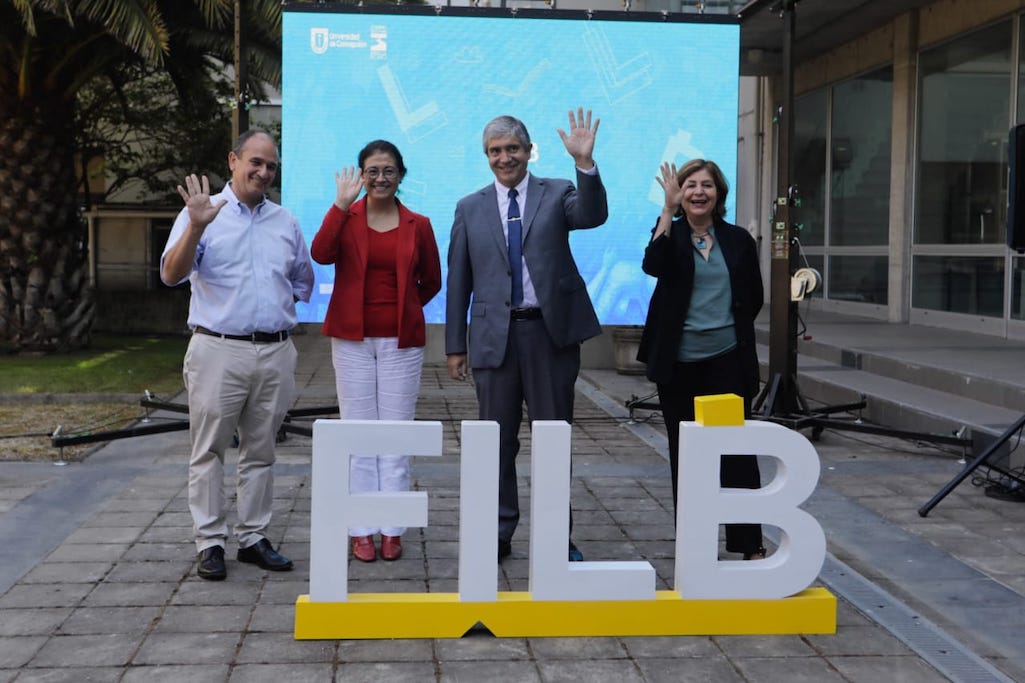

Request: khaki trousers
left=183, top=334, right=297, bottom=552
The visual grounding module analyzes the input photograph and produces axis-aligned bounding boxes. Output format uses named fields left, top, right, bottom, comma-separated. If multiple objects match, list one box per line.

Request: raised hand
left=655, top=162, right=683, bottom=212
left=334, top=166, right=364, bottom=211
left=176, top=174, right=227, bottom=231
left=557, top=107, right=600, bottom=169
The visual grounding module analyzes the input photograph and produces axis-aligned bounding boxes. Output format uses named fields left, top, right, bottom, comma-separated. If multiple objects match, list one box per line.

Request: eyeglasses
left=363, top=167, right=399, bottom=180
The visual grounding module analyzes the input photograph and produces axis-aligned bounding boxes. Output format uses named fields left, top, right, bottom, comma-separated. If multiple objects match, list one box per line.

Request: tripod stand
left=918, top=413, right=1025, bottom=517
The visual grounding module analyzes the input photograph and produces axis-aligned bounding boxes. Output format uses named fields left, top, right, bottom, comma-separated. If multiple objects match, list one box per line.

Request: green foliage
left=76, top=65, right=235, bottom=204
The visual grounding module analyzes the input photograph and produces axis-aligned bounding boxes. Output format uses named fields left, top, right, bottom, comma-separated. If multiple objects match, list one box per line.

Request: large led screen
left=283, top=5, right=740, bottom=325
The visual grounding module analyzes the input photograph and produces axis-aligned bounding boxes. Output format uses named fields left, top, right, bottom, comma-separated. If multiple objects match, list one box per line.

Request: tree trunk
left=0, top=104, right=94, bottom=352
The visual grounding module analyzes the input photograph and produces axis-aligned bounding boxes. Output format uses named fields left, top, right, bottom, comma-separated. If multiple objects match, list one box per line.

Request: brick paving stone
left=0, top=584, right=93, bottom=609
left=103, top=560, right=192, bottom=583
left=257, top=580, right=310, bottom=605
left=132, top=632, right=240, bottom=666
left=171, top=579, right=262, bottom=606
left=19, top=562, right=113, bottom=584
left=121, top=542, right=194, bottom=562
left=829, top=655, right=950, bottom=683
left=152, top=605, right=251, bottom=633
left=337, top=638, right=435, bottom=662
left=712, top=634, right=819, bottom=659
left=434, top=636, right=531, bottom=661
left=438, top=659, right=542, bottom=682
left=235, top=632, right=336, bottom=664
left=228, top=663, right=334, bottom=682
left=0, top=608, right=70, bottom=637
left=732, top=656, right=848, bottom=682
left=136, top=526, right=192, bottom=544
left=83, top=513, right=158, bottom=528
left=633, top=656, right=744, bottom=683
left=119, top=664, right=230, bottom=683
left=333, top=662, right=437, bottom=681
left=44, top=544, right=129, bottom=563
left=247, top=604, right=294, bottom=633
left=619, top=636, right=722, bottom=658
left=82, top=581, right=177, bottom=608
left=536, top=659, right=646, bottom=683
left=529, top=636, right=628, bottom=660
left=57, top=606, right=161, bottom=635
left=149, top=512, right=194, bottom=527
left=61, top=527, right=143, bottom=545
left=804, top=624, right=919, bottom=657
left=0, top=637, right=48, bottom=668
left=13, top=666, right=122, bottom=682
left=28, top=633, right=142, bottom=668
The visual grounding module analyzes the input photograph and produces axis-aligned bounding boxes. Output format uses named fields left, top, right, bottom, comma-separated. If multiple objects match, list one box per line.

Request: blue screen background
left=282, top=9, right=740, bottom=325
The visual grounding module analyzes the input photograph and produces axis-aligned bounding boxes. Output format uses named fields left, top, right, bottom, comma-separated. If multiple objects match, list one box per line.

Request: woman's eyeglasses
left=363, top=167, right=398, bottom=180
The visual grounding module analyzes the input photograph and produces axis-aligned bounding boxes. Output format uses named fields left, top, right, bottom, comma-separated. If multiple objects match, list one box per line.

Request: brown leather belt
left=510, top=308, right=542, bottom=321
left=194, top=326, right=289, bottom=343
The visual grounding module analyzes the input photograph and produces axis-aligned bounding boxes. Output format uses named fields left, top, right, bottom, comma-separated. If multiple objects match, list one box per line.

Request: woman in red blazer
left=311, top=140, right=441, bottom=563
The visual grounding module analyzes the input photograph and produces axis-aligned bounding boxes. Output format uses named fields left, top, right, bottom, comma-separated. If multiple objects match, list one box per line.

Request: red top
left=310, top=198, right=441, bottom=348
left=363, top=228, right=399, bottom=338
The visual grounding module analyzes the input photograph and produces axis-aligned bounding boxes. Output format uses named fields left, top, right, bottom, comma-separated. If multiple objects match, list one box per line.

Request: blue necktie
left=507, top=188, right=523, bottom=307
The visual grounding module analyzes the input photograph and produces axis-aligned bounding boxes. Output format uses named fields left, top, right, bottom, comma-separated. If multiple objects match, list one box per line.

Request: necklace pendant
left=696, top=237, right=706, bottom=249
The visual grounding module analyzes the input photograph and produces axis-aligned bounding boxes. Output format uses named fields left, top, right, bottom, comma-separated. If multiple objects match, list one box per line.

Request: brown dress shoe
left=380, top=535, right=402, bottom=561
left=352, top=535, right=376, bottom=562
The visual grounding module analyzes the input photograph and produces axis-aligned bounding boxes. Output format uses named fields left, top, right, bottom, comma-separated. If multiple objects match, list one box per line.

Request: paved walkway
left=1, top=327, right=1024, bottom=681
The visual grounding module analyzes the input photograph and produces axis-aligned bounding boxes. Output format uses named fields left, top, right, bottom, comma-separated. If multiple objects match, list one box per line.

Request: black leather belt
left=194, top=326, right=289, bottom=343
left=510, top=307, right=542, bottom=321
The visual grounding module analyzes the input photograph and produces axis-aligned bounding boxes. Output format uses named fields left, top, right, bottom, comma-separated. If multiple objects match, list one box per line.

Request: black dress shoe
left=568, top=540, right=583, bottom=562
left=498, top=538, right=512, bottom=561
left=197, top=546, right=226, bottom=580
left=237, top=538, right=293, bottom=571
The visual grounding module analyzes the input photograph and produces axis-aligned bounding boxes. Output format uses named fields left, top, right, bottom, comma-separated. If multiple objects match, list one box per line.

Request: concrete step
left=768, top=328, right=1025, bottom=415
left=757, top=342, right=1020, bottom=438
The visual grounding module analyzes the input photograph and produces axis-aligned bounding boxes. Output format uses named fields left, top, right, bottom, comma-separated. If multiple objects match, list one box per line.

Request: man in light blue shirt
left=162, top=129, right=314, bottom=581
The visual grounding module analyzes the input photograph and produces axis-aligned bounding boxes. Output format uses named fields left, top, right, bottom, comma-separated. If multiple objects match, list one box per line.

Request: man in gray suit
left=446, top=108, right=607, bottom=562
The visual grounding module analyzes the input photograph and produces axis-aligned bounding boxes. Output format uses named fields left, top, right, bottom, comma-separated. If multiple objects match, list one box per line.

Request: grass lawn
left=1, top=333, right=189, bottom=461
left=1, top=333, right=188, bottom=395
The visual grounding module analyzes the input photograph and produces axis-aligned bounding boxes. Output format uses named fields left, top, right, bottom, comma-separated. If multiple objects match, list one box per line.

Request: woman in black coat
left=637, top=158, right=765, bottom=560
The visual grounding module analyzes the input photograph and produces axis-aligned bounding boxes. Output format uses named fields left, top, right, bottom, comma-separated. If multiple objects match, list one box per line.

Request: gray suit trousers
left=473, top=318, right=580, bottom=542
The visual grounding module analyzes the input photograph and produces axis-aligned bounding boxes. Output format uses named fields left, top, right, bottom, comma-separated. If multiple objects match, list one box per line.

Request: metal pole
left=765, top=0, right=799, bottom=414
left=232, top=0, right=249, bottom=141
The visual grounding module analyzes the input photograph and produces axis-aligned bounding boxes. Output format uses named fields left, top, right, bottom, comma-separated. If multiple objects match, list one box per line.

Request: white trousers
left=332, top=337, right=423, bottom=537
left=184, top=334, right=297, bottom=552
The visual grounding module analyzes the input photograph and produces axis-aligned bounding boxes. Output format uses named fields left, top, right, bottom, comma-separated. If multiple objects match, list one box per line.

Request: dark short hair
left=357, top=139, right=407, bottom=176
left=482, top=116, right=531, bottom=154
left=232, top=129, right=276, bottom=157
left=676, top=159, right=729, bottom=218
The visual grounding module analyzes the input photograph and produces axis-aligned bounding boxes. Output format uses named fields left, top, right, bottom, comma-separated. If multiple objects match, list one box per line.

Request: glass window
left=917, top=22, right=1011, bottom=246
left=828, top=255, right=888, bottom=304
left=1012, top=256, right=1025, bottom=320
left=830, top=69, right=893, bottom=246
left=912, top=256, right=1004, bottom=316
left=793, top=89, right=827, bottom=247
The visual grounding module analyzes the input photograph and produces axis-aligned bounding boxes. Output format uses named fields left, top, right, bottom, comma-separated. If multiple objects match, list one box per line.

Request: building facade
left=740, top=0, right=1025, bottom=340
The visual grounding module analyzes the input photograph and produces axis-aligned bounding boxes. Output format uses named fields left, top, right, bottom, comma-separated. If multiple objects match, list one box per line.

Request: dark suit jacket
left=637, top=217, right=763, bottom=394
left=311, top=197, right=441, bottom=348
left=446, top=170, right=608, bottom=368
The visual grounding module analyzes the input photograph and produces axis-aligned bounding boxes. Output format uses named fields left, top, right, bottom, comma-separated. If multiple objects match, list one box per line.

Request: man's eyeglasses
left=363, top=167, right=399, bottom=180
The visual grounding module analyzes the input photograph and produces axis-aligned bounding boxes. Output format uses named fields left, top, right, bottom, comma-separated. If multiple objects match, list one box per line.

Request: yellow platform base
left=294, top=588, right=836, bottom=639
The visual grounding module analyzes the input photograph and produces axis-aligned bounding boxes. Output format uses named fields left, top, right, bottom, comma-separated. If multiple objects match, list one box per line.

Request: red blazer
left=311, top=197, right=441, bottom=348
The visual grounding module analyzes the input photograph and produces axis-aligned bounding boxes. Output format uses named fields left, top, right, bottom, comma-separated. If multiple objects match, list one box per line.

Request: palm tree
left=0, top=0, right=281, bottom=352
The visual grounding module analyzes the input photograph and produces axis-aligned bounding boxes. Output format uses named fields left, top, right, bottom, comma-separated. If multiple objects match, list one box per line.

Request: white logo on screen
left=310, top=28, right=329, bottom=55
left=370, top=25, right=387, bottom=57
